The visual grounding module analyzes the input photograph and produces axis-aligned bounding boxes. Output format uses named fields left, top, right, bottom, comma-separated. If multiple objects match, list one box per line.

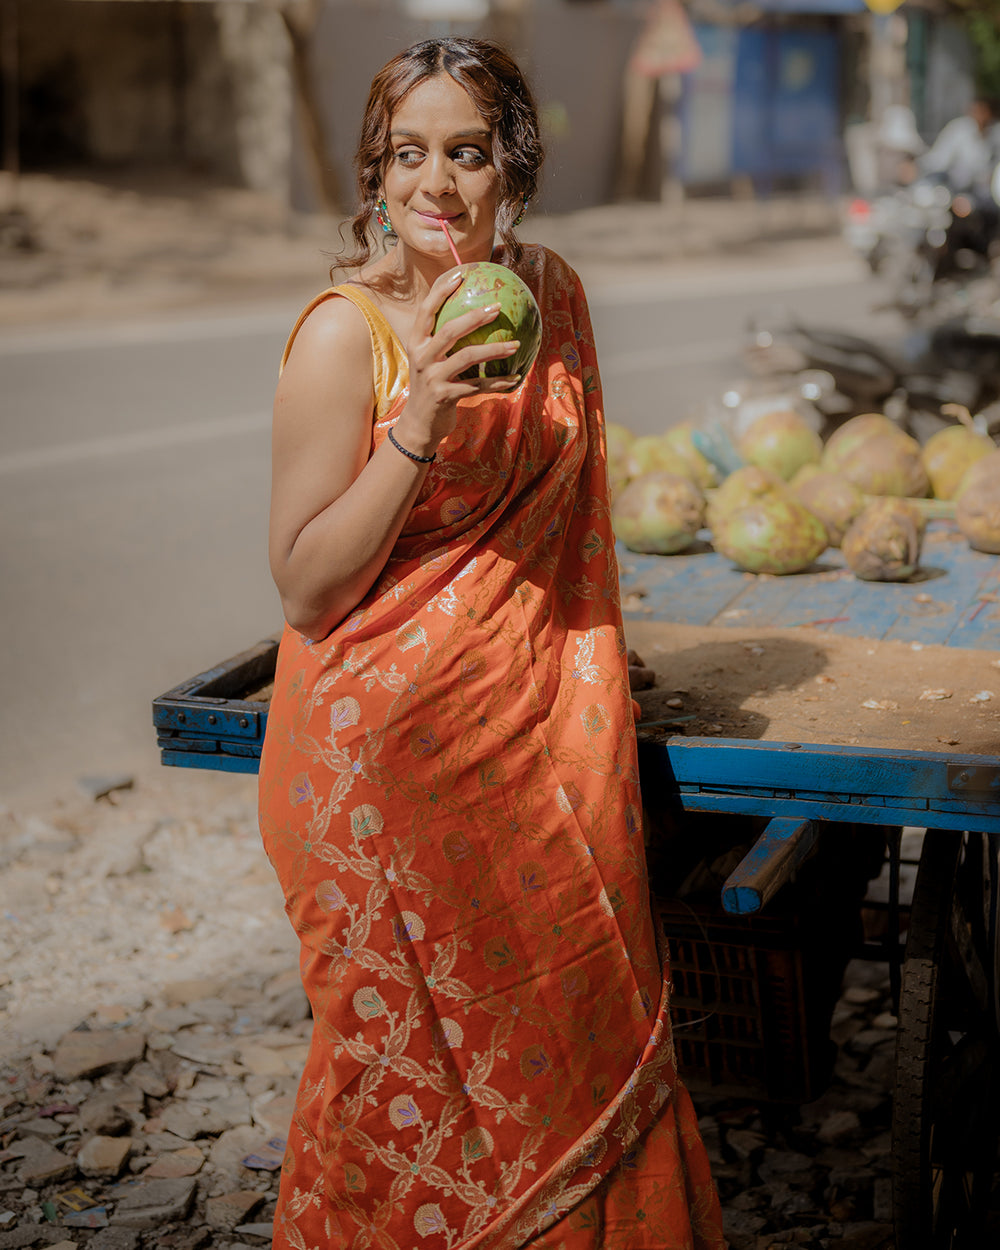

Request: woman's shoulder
left=516, top=242, right=585, bottom=291
left=281, top=285, right=373, bottom=374
left=516, top=242, right=578, bottom=280
left=512, top=243, right=588, bottom=312
left=299, top=283, right=376, bottom=340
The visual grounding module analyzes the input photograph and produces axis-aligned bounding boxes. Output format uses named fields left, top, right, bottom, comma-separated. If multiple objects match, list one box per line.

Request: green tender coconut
left=659, top=422, right=719, bottom=490
left=705, top=465, right=785, bottom=533
left=434, top=261, right=542, bottom=379
left=792, top=469, right=866, bottom=547
left=612, top=471, right=706, bottom=555
left=625, top=435, right=694, bottom=481
left=834, top=431, right=930, bottom=498
left=712, top=483, right=828, bottom=574
left=605, top=421, right=635, bottom=499
left=921, top=426, right=995, bottom=500
left=738, top=409, right=823, bottom=481
left=606, top=421, right=635, bottom=468
left=821, top=413, right=902, bottom=472
left=955, top=447, right=1000, bottom=500
left=955, top=448, right=1000, bottom=553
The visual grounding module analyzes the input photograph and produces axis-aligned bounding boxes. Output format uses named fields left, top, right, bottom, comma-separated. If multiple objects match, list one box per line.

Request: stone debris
left=50, top=1032, right=147, bottom=1085
left=204, top=1192, right=263, bottom=1230
left=143, top=1148, right=204, bottom=1181
left=87, top=1236, right=139, bottom=1250
left=77, top=1138, right=133, bottom=1180
left=0, top=946, right=930, bottom=1249
left=14, top=1145, right=77, bottom=1189
left=78, top=1096, right=133, bottom=1139
left=2, top=776, right=1000, bottom=1247
left=110, top=1177, right=198, bottom=1228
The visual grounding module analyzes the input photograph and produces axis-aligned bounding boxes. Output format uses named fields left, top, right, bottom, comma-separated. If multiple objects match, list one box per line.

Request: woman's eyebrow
left=389, top=128, right=491, bottom=141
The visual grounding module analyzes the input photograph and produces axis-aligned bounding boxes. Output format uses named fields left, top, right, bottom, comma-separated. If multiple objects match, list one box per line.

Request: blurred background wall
left=0, top=0, right=981, bottom=215
left=10, top=0, right=292, bottom=194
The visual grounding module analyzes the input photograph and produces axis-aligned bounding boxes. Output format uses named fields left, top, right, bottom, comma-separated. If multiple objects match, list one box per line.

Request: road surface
left=0, top=243, right=890, bottom=808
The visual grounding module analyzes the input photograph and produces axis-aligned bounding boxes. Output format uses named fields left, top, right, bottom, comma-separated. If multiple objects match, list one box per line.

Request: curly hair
left=337, top=38, right=544, bottom=269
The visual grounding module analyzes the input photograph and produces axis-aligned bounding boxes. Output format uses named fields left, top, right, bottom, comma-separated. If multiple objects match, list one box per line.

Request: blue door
left=731, top=27, right=842, bottom=192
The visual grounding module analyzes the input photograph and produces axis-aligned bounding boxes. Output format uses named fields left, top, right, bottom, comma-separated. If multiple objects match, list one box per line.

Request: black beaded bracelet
left=388, top=426, right=436, bottom=464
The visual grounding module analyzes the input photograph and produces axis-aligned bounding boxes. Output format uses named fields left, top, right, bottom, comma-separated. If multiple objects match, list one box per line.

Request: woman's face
left=382, top=73, right=499, bottom=266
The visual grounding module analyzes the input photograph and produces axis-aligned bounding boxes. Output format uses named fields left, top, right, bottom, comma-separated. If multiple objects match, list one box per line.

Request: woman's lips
left=415, top=211, right=462, bottom=225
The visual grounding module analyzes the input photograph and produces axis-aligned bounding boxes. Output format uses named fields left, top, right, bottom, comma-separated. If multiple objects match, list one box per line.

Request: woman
left=258, top=37, right=723, bottom=1250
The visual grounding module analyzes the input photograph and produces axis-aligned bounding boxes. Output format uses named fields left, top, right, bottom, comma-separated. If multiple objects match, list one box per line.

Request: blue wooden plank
left=944, top=543, right=1000, bottom=649
left=721, top=817, right=818, bottom=914
left=883, top=533, right=1000, bottom=646
left=762, top=565, right=858, bottom=629
left=617, top=523, right=1000, bottom=648
left=823, top=576, right=933, bottom=643
left=949, top=599, right=1000, bottom=650
left=773, top=551, right=970, bottom=643
left=156, top=736, right=219, bottom=754
left=161, top=750, right=260, bottom=774
left=674, top=788, right=1000, bottom=832
left=153, top=701, right=263, bottom=739
left=619, top=545, right=751, bottom=625
left=652, top=736, right=1000, bottom=808
left=221, top=741, right=263, bottom=758
left=707, top=566, right=834, bottom=628
left=929, top=797, right=1000, bottom=817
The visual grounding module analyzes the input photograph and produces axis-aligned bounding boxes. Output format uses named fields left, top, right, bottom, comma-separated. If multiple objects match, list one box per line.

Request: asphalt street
left=0, top=243, right=892, bottom=807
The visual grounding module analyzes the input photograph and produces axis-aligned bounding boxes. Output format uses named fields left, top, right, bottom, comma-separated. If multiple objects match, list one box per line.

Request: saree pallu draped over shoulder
left=258, top=246, right=724, bottom=1250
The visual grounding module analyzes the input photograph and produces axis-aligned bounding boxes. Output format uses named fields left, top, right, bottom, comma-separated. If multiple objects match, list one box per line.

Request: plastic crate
left=654, top=896, right=835, bottom=1103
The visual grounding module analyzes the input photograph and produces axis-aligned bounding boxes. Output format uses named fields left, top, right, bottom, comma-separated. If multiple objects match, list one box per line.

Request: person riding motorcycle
left=915, top=98, right=1000, bottom=263
left=917, top=97, right=1000, bottom=195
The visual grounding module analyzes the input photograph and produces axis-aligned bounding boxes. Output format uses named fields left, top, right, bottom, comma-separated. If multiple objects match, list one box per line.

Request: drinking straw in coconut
left=439, top=219, right=464, bottom=268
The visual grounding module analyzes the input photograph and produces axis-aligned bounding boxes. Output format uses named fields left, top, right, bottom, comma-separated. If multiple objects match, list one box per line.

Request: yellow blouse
left=279, top=282, right=410, bottom=422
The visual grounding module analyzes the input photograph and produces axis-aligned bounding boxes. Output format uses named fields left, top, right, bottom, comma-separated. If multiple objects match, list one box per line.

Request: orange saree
left=257, top=245, right=724, bottom=1250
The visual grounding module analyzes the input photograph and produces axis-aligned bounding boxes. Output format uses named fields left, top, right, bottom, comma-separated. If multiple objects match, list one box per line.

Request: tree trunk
left=2, top=0, right=20, bottom=200
left=279, top=0, right=342, bottom=214
left=616, top=67, right=659, bottom=201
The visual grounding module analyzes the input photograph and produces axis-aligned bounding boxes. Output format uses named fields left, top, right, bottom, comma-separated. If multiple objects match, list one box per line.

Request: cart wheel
left=986, top=832, right=1000, bottom=1038
left=892, top=829, right=1000, bottom=1249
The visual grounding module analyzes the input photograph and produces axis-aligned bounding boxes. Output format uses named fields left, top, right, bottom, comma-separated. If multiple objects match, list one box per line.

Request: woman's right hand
left=393, top=268, right=523, bottom=456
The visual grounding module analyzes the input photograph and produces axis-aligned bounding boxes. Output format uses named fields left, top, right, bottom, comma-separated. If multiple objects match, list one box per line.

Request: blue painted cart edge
left=153, top=635, right=279, bottom=764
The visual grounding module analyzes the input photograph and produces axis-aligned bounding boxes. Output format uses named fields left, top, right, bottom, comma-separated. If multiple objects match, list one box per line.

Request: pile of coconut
left=609, top=409, right=999, bottom=581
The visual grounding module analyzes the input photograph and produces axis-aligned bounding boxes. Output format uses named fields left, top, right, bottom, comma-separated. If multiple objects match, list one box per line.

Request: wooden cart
left=621, top=519, right=1000, bottom=1249
left=152, top=518, right=1000, bottom=1248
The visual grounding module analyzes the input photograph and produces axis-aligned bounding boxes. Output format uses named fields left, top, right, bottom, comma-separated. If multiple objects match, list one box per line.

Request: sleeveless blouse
left=280, top=282, right=409, bottom=422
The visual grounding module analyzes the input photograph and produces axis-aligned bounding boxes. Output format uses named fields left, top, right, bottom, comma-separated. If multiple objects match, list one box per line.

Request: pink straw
left=439, top=219, right=464, bottom=267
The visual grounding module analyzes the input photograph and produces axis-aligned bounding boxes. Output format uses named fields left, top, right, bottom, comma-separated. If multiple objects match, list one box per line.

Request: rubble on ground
left=1, top=954, right=898, bottom=1248
left=1, top=778, right=998, bottom=1247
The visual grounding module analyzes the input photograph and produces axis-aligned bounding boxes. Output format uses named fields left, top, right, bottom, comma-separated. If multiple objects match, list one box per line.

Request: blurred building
left=675, top=0, right=976, bottom=196
left=0, top=0, right=980, bottom=211
left=7, top=0, right=292, bottom=196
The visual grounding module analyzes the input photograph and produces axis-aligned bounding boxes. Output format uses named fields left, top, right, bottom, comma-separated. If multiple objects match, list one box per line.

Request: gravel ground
left=4, top=773, right=998, bottom=1248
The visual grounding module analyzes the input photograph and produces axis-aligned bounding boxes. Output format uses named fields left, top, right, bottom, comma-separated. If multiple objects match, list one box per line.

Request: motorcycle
left=844, top=175, right=1000, bottom=320
left=740, top=307, right=1000, bottom=444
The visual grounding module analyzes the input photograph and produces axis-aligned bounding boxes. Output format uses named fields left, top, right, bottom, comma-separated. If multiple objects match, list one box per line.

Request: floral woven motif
left=258, top=246, right=723, bottom=1250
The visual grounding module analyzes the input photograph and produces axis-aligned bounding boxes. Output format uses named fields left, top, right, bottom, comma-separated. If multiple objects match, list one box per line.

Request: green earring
left=374, top=198, right=394, bottom=235
left=513, top=196, right=529, bottom=228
